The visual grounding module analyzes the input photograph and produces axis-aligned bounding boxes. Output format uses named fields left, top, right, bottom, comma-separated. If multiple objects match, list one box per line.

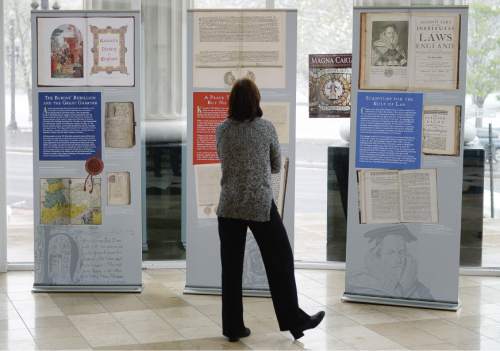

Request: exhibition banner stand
left=31, top=10, right=142, bottom=292
left=343, top=5, right=469, bottom=310
left=184, top=9, right=297, bottom=296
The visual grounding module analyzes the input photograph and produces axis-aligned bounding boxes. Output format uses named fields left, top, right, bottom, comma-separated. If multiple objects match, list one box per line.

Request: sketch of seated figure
left=349, top=225, right=433, bottom=300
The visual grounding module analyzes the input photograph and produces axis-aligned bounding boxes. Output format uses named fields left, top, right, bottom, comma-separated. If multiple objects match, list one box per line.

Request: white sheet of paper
left=194, top=164, right=222, bottom=219
left=261, top=102, right=290, bottom=144
left=192, top=11, right=286, bottom=89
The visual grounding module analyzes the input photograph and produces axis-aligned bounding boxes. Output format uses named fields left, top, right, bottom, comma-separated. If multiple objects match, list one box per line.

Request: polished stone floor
left=1, top=269, right=500, bottom=350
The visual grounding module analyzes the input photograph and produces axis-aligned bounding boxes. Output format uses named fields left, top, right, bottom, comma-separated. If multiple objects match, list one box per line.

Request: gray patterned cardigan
left=215, top=117, right=281, bottom=222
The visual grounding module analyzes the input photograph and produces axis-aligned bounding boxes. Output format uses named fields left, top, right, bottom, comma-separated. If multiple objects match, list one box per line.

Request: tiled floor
left=1, top=269, right=500, bottom=350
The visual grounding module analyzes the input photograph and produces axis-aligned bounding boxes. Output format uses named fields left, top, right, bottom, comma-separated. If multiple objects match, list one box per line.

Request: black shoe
left=226, top=327, right=251, bottom=342
left=290, top=311, right=325, bottom=340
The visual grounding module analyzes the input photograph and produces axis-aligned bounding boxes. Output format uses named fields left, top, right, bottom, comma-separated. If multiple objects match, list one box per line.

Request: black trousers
left=218, top=201, right=309, bottom=335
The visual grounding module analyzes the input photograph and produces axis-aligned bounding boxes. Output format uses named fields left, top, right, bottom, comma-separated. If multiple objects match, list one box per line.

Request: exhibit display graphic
left=344, top=6, right=468, bottom=310
left=359, top=12, right=460, bottom=90
left=355, top=91, right=423, bottom=170
left=358, top=169, right=438, bottom=224
left=309, top=54, right=352, bottom=118
left=40, top=177, right=102, bottom=225
left=192, top=11, right=286, bottom=89
left=185, top=9, right=297, bottom=295
left=32, top=10, right=142, bottom=292
left=37, top=16, right=135, bottom=86
left=193, top=92, right=229, bottom=165
left=422, top=105, right=461, bottom=156
left=105, top=102, right=135, bottom=148
left=39, top=92, right=101, bottom=161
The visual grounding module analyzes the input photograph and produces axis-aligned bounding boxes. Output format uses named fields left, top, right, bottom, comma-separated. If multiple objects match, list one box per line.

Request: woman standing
left=216, top=78, right=325, bottom=342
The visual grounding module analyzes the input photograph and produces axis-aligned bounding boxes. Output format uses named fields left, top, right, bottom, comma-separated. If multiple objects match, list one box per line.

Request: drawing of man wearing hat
left=349, top=224, right=433, bottom=300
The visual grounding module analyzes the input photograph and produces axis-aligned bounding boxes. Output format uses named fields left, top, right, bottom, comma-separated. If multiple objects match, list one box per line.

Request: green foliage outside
left=467, top=2, right=500, bottom=109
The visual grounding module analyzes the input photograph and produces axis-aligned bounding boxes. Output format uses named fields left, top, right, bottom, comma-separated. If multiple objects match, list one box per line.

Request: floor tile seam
left=366, top=326, right=447, bottom=348
left=472, top=324, right=500, bottom=340
left=69, top=309, right=142, bottom=347
left=332, top=331, right=398, bottom=351
left=93, top=293, right=146, bottom=308
left=45, top=315, right=100, bottom=350
left=323, top=311, right=365, bottom=329
left=443, top=316, right=500, bottom=333
left=469, top=333, right=500, bottom=346
left=302, top=290, right=342, bottom=308
left=5, top=291, right=39, bottom=344
left=106, top=308, right=156, bottom=346
left=414, top=322, right=484, bottom=346
left=51, top=293, right=109, bottom=315
left=150, top=306, right=196, bottom=339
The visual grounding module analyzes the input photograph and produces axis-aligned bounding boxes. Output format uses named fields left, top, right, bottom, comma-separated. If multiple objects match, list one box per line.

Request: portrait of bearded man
left=372, top=24, right=407, bottom=67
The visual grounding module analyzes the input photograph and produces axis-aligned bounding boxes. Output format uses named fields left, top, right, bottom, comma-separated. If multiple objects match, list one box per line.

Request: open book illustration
left=358, top=169, right=438, bottom=224
left=360, top=12, right=460, bottom=90
left=40, top=178, right=102, bottom=225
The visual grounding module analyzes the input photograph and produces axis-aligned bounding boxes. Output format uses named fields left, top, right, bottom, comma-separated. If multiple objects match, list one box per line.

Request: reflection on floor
left=1, top=269, right=500, bottom=350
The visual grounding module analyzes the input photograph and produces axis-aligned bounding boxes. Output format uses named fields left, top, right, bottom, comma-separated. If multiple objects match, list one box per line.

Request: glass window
left=275, top=0, right=353, bottom=262
left=5, top=0, right=35, bottom=262
left=4, top=0, right=88, bottom=263
left=3, top=0, right=500, bottom=268
left=193, top=0, right=267, bottom=8
left=463, top=0, right=500, bottom=268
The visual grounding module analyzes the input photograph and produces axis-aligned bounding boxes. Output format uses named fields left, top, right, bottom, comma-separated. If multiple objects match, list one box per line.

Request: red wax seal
left=84, top=156, right=104, bottom=193
left=85, top=156, right=104, bottom=176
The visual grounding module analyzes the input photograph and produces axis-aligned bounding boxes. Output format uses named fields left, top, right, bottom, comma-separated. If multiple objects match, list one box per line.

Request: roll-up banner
left=344, top=5, right=469, bottom=310
left=184, top=9, right=297, bottom=296
left=31, top=10, right=142, bottom=292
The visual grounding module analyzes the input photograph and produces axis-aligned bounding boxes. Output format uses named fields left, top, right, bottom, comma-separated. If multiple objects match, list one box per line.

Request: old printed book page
left=358, top=169, right=438, bottom=224
left=360, top=12, right=410, bottom=90
left=409, top=13, right=460, bottom=90
left=422, top=105, right=461, bottom=156
left=108, top=172, right=131, bottom=206
left=358, top=169, right=401, bottom=224
left=359, top=12, right=460, bottom=90
left=399, top=169, right=438, bottom=223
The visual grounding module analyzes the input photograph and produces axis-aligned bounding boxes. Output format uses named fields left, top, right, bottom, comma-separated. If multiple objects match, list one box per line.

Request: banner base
left=342, top=293, right=460, bottom=311
left=184, top=286, right=271, bottom=297
left=32, top=285, right=142, bottom=293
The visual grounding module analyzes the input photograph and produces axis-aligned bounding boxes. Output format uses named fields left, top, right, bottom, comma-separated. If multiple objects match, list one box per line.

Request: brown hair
left=228, top=78, right=263, bottom=122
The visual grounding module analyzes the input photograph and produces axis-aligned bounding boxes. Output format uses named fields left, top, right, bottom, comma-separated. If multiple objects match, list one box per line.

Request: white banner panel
left=185, top=9, right=297, bottom=295
left=31, top=10, right=142, bottom=292
left=344, top=6, right=469, bottom=310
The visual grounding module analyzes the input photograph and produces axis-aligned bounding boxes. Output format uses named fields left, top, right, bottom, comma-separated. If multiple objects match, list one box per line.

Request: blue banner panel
left=39, top=92, right=101, bottom=161
left=355, top=92, right=423, bottom=170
